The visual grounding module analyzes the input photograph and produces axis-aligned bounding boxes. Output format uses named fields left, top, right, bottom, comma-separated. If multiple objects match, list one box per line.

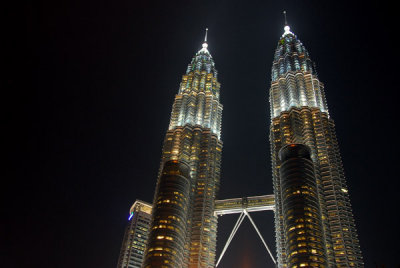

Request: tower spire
left=282, top=11, right=293, bottom=36
left=201, top=28, right=209, bottom=51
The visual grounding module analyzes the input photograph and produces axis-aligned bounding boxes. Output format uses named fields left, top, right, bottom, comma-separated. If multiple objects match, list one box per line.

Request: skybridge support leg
left=215, top=212, right=245, bottom=267
left=244, top=210, right=276, bottom=264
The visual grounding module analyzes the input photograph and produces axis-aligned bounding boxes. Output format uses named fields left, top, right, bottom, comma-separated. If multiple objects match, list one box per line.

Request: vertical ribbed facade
left=269, top=26, right=363, bottom=267
left=144, top=161, right=191, bottom=267
left=144, top=37, right=223, bottom=268
left=279, top=144, right=328, bottom=267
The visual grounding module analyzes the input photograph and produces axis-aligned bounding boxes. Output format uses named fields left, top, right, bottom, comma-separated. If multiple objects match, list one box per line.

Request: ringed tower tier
left=144, top=29, right=223, bottom=268
left=268, top=23, right=363, bottom=267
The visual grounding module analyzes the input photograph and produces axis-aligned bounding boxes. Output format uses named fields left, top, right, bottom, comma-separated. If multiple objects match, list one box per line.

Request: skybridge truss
left=214, top=195, right=276, bottom=267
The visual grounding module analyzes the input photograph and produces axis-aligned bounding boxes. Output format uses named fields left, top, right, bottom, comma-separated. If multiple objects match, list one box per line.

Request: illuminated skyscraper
left=117, top=200, right=152, bottom=268
left=143, top=29, right=223, bottom=268
left=269, top=22, right=363, bottom=267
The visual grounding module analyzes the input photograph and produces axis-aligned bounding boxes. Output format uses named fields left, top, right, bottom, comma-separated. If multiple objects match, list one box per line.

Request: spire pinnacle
left=283, top=10, right=287, bottom=25
left=282, top=11, right=293, bottom=36
left=201, top=28, right=209, bottom=50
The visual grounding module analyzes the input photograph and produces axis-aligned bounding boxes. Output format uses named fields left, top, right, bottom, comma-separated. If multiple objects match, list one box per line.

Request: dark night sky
left=6, top=0, right=400, bottom=267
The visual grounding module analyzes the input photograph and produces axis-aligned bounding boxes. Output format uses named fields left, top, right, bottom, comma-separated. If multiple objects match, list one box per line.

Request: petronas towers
left=137, top=22, right=363, bottom=268
left=269, top=25, right=363, bottom=267
left=143, top=32, right=222, bottom=267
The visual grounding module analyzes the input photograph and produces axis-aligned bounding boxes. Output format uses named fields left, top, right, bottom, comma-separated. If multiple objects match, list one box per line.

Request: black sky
left=6, top=0, right=400, bottom=267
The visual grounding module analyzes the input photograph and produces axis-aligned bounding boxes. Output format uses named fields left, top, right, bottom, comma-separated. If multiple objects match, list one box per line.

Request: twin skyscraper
left=118, top=22, right=363, bottom=268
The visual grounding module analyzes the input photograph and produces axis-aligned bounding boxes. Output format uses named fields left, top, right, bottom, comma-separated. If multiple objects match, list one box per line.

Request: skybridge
left=214, top=195, right=276, bottom=267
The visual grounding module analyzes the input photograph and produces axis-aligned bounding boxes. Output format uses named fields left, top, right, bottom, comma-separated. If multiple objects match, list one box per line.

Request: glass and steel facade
left=144, top=36, right=223, bottom=268
left=144, top=160, right=191, bottom=267
left=269, top=26, right=363, bottom=267
left=279, top=144, right=327, bottom=267
left=117, top=200, right=152, bottom=268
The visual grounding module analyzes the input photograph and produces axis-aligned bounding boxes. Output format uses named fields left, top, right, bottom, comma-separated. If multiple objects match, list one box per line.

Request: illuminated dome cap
left=283, top=25, right=294, bottom=36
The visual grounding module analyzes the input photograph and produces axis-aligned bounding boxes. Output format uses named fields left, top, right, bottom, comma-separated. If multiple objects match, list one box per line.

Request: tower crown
left=185, top=28, right=217, bottom=77
left=273, top=29, right=316, bottom=80
left=169, top=29, right=222, bottom=138
left=269, top=20, right=328, bottom=118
